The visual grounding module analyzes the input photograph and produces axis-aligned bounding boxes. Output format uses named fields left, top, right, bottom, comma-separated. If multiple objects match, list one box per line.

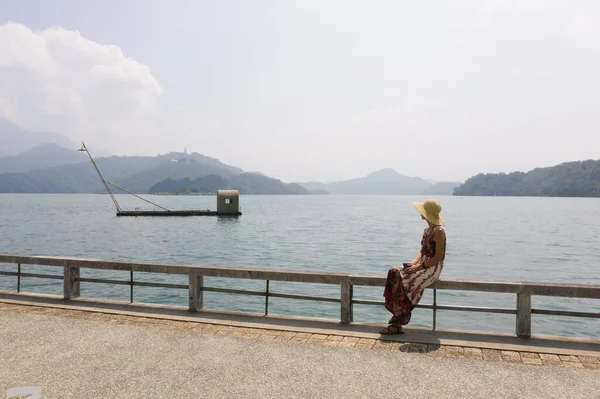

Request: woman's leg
left=383, top=267, right=414, bottom=327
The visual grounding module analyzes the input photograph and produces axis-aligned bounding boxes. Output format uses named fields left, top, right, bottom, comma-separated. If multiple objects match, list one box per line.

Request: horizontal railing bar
left=78, top=277, right=130, bottom=286
left=0, top=269, right=340, bottom=302
left=18, top=273, right=64, bottom=281
left=352, top=299, right=383, bottom=306
left=133, top=281, right=188, bottom=290
left=0, top=271, right=65, bottom=281
left=532, top=309, right=600, bottom=318
left=201, top=287, right=340, bottom=303
left=1, top=254, right=600, bottom=299
left=352, top=299, right=517, bottom=314
left=0, top=255, right=347, bottom=284
left=201, top=287, right=266, bottom=297
left=268, top=292, right=340, bottom=303
left=351, top=299, right=437, bottom=309
left=348, top=276, right=385, bottom=287
left=524, top=286, right=600, bottom=299
left=349, top=276, right=600, bottom=298
left=78, top=278, right=189, bottom=290
left=432, top=304, right=517, bottom=315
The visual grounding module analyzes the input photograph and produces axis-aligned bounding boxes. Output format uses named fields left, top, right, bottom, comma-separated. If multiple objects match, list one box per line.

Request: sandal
left=379, top=325, right=404, bottom=335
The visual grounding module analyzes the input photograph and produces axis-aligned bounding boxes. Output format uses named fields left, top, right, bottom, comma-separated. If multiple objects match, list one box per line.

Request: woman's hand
left=400, top=262, right=414, bottom=271
left=403, top=265, right=421, bottom=275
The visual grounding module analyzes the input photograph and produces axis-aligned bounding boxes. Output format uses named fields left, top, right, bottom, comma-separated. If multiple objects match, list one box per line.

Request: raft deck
left=117, top=210, right=242, bottom=217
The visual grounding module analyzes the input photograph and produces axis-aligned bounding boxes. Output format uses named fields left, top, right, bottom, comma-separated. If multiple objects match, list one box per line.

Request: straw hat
left=413, top=199, right=444, bottom=226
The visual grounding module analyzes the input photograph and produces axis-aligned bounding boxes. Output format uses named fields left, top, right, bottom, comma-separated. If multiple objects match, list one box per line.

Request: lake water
left=0, top=194, right=598, bottom=338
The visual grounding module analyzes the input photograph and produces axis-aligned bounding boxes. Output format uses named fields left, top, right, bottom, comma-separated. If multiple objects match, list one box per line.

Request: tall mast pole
left=79, top=141, right=122, bottom=213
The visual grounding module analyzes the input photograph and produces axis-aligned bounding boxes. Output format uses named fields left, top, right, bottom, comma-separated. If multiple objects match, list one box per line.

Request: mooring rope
left=105, top=181, right=171, bottom=211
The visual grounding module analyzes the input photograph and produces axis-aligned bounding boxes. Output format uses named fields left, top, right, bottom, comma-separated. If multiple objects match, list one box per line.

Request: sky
left=0, top=0, right=599, bottom=183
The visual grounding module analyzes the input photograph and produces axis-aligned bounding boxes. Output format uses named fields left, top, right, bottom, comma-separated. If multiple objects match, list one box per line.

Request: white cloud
left=0, top=23, right=163, bottom=148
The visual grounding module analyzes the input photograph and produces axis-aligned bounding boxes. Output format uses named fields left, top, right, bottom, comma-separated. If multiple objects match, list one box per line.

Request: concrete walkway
left=2, top=292, right=599, bottom=357
left=1, top=304, right=600, bottom=398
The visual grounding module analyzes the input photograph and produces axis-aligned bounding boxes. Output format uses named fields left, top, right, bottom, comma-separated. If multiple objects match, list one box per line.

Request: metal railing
left=1, top=254, right=599, bottom=339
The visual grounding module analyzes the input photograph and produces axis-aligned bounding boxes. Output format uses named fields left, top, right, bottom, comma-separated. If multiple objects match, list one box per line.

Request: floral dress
left=383, top=226, right=446, bottom=325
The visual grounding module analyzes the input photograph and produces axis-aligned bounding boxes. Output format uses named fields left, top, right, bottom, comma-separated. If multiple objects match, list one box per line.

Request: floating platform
left=117, top=210, right=242, bottom=217
left=78, top=142, right=243, bottom=218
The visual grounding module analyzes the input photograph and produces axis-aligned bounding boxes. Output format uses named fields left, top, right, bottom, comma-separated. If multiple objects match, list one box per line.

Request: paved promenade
left=1, top=302, right=599, bottom=398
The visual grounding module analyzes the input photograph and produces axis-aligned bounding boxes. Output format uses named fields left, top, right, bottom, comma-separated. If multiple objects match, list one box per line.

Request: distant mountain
left=298, top=169, right=432, bottom=195
left=150, top=173, right=309, bottom=195
left=0, top=150, right=245, bottom=194
left=298, top=181, right=331, bottom=192
left=112, top=152, right=244, bottom=193
left=0, top=117, right=74, bottom=155
left=0, top=123, right=464, bottom=196
left=453, top=160, right=600, bottom=197
left=0, top=144, right=86, bottom=174
left=0, top=149, right=306, bottom=195
left=422, top=181, right=462, bottom=195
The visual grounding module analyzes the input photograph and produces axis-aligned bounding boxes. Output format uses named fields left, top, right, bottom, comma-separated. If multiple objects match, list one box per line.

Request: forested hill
left=149, top=174, right=309, bottom=195
left=453, top=160, right=600, bottom=197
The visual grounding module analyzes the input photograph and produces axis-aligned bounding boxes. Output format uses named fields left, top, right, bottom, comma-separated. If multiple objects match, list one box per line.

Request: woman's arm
left=411, top=252, right=422, bottom=265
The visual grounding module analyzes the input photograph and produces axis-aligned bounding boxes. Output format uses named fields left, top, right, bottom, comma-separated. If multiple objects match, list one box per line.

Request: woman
left=380, top=199, right=447, bottom=335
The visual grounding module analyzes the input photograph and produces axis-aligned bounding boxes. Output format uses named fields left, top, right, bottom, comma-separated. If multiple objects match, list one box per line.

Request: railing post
left=130, top=270, right=134, bottom=303
left=432, top=288, right=437, bottom=331
left=265, top=280, right=270, bottom=316
left=63, top=266, right=80, bottom=300
left=340, top=277, right=353, bottom=324
left=516, top=291, right=532, bottom=338
left=17, top=263, right=21, bottom=293
left=188, top=272, right=203, bottom=312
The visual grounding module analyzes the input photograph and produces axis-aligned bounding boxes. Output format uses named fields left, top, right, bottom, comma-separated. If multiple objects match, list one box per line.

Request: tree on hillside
left=453, top=160, right=600, bottom=197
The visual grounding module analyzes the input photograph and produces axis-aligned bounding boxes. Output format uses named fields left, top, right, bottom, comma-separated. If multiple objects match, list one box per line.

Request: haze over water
left=0, top=194, right=598, bottom=338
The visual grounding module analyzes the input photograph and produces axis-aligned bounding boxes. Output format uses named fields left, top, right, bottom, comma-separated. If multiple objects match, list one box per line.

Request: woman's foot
left=379, top=324, right=404, bottom=335
left=388, top=315, right=403, bottom=324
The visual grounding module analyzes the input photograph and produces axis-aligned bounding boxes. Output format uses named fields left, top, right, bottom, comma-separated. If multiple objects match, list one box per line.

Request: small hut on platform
left=217, top=190, right=241, bottom=215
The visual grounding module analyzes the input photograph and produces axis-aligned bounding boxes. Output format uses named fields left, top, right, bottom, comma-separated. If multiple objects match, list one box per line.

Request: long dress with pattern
left=383, top=226, right=446, bottom=325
